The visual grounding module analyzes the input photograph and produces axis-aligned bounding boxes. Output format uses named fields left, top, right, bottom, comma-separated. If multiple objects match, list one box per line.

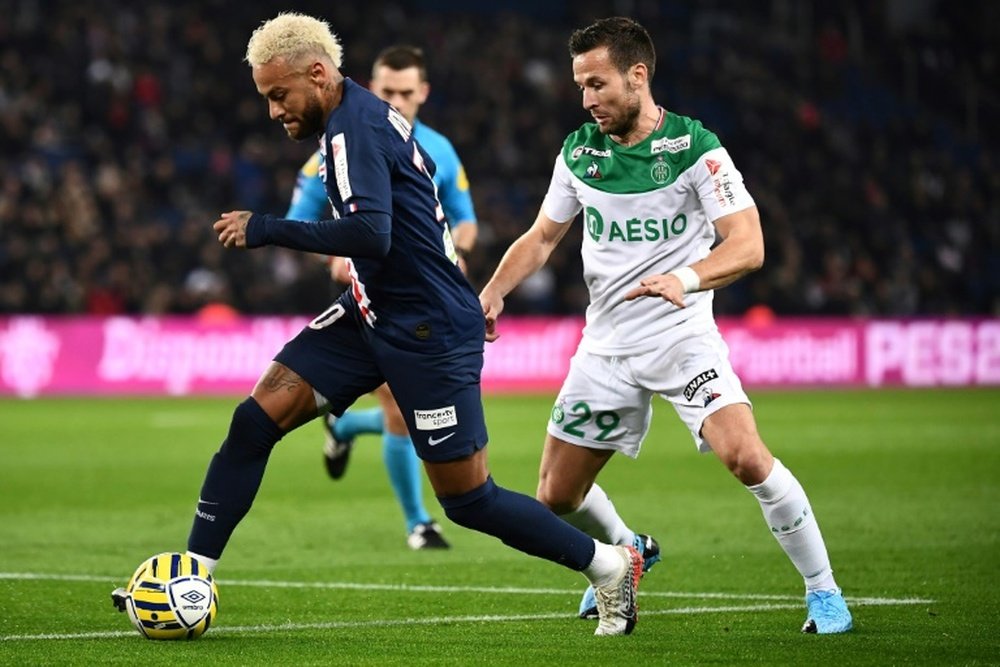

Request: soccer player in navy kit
left=178, top=13, right=642, bottom=636
left=288, top=46, right=479, bottom=551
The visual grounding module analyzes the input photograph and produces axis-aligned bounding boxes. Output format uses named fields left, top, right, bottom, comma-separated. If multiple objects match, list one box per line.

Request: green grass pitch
left=1, top=389, right=997, bottom=665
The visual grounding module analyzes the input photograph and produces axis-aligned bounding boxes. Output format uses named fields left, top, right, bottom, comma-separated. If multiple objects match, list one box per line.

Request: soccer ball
left=112, top=552, right=219, bottom=640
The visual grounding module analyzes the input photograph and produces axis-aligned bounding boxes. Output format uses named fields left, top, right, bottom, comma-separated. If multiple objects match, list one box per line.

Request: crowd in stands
left=1, top=0, right=996, bottom=318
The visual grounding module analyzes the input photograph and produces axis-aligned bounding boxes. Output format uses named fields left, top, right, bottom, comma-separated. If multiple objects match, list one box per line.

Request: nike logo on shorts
left=428, top=432, right=456, bottom=446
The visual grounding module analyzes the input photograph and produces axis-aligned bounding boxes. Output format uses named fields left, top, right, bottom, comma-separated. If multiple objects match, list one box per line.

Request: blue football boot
left=802, top=588, right=853, bottom=634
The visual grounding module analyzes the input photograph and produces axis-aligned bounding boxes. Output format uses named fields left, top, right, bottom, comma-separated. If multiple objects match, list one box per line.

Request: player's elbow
left=745, top=243, right=764, bottom=273
left=370, top=232, right=391, bottom=259
left=355, top=211, right=392, bottom=258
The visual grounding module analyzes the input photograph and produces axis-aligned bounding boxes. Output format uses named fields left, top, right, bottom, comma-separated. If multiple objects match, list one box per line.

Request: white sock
left=186, top=550, right=218, bottom=575
left=561, top=483, right=635, bottom=546
left=581, top=540, right=626, bottom=587
left=747, top=459, right=838, bottom=592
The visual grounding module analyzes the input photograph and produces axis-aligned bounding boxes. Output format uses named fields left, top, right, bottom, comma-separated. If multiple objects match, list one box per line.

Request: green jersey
left=542, top=110, right=756, bottom=354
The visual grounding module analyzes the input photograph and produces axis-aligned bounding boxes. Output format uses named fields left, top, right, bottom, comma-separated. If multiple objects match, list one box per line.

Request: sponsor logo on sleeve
left=414, top=405, right=458, bottom=431
left=331, top=133, right=352, bottom=202
left=706, top=158, right=736, bottom=207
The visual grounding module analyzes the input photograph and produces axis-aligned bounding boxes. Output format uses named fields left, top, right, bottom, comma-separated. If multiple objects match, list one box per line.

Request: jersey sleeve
left=328, top=115, right=393, bottom=217
left=540, top=154, right=583, bottom=223
left=286, top=151, right=330, bottom=221
left=689, top=146, right=755, bottom=222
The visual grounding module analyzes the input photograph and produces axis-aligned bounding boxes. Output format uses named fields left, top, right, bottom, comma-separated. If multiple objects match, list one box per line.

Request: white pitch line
left=3, top=599, right=937, bottom=642
left=0, top=572, right=934, bottom=606
left=0, top=572, right=936, bottom=643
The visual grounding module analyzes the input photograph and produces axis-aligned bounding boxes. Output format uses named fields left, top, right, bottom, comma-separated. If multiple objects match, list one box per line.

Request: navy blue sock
left=438, top=477, right=595, bottom=570
left=187, top=397, right=285, bottom=559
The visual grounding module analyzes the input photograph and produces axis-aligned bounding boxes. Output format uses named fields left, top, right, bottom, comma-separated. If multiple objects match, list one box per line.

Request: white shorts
left=546, top=318, right=750, bottom=456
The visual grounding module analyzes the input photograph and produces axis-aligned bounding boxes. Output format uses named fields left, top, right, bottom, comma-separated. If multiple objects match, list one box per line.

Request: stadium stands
left=1, top=0, right=996, bottom=316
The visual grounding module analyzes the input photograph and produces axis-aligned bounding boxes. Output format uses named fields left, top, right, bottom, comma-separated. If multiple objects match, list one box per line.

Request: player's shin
left=437, top=476, right=595, bottom=569
left=747, top=458, right=838, bottom=591
left=187, top=397, right=286, bottom=564
left=560, top=483, right=636, bottom=546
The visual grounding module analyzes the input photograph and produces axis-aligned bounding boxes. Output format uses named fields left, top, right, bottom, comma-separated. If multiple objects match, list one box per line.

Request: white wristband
left=668, top=266, right=700, bottom=294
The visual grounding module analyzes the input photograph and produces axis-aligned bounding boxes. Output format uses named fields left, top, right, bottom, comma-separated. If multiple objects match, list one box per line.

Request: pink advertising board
left=0, top=315, right=997, bottom=397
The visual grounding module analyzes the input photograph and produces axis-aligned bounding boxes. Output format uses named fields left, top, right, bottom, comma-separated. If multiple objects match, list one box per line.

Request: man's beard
left=290, top=93, right=326, bottom=139
left=604, top=88, right=642, bottom=138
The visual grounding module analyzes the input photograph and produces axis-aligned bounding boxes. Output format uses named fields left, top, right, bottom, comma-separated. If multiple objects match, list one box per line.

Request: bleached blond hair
left=245, top=12, right=343, bottom=69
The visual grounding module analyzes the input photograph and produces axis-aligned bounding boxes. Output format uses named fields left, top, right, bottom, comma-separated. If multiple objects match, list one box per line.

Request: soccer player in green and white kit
left=479, top=17, right=852, bottom=634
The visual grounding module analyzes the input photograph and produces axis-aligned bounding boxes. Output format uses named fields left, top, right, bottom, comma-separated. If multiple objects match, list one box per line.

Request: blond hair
left=245, top=12, right=343, bottom=69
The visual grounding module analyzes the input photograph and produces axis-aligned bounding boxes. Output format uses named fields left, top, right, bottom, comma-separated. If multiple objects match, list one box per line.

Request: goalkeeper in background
left=286, top=45, right=477, bottom=550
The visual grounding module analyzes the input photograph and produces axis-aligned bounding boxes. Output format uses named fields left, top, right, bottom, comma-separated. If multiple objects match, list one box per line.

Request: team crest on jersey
left=650, top=156, right=671, bottom=184
left=585, top=160, right=603, bottom=179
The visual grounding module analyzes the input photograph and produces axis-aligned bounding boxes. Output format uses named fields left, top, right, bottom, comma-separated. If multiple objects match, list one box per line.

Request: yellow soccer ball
left=113, top=552, right=219, bottom=640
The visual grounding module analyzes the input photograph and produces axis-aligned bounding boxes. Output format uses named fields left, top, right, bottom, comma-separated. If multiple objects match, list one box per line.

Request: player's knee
left=438, top=477, right=499, bottom=529
left=535, top=478, right=582, bottom=516
left=219, top=397, right=285, bottom=459
left=383, top=404, right=408, bottom=435
left=718, top=438, right=772, bottom=485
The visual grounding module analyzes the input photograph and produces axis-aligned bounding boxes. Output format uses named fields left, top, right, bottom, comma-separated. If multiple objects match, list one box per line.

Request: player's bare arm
left=451, top=220, right=478, bottom=275
left=214, top=211, right=253, bottom=248
left=451, top=220, right=478, bottom=256
left=479, top=209, right=572, bottom=342
left=624, top=205, right=764, bottom=307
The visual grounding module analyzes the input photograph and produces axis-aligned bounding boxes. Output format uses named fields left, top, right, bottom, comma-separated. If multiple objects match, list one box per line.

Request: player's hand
left=329, top=256, right=351, bottom=284
left=623, top=273, right=687, bottom=308
left=479, top=288, right=504, bottom=343
left=214, top=211, right=252, bottom=248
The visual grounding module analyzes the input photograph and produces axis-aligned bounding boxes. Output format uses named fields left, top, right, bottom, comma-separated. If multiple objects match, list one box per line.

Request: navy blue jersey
left=251, top=79, right=482, bottom=353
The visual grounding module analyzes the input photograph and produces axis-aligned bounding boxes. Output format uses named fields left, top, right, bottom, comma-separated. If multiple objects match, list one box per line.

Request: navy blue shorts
left=274, top=300, right=489, bottom=463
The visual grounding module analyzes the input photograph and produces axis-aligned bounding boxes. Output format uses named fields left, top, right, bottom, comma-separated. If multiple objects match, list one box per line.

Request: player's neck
left=613, top=104, right=663, bottom=147
left=322, top=72, right=346, bottom=114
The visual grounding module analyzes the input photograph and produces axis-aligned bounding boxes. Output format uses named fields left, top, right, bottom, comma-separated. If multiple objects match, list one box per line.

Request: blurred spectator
left=1, top=0, right=996, bottom=317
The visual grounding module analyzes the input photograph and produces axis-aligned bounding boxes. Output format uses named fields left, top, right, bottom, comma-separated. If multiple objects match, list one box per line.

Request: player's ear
left=629, top=63, right=648, bottom=89
left=308, top=60, right=329, bottom=86
left=418, top=81, right=430, bottom=104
